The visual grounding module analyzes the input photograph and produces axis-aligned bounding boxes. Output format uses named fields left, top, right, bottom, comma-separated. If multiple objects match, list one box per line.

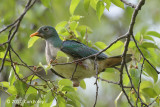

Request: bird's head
left=30, top=26, right=58, bottom=39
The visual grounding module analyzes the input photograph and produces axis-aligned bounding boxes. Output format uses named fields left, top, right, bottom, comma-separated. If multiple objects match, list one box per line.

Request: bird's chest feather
left=45, top=42, right=60, bottom=63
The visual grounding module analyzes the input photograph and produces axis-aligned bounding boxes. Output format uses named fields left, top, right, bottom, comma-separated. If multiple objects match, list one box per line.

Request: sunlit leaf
left=70, top=0, right=80, bottom=15
left=107, top=41, right=123, bottom=53
left=26, top=87, right=37, bottom=94
left=147, top=31, right=160, bottom=39
left=70, top=15, right=84, bottom=21
left=135, top=32, right=141, bottom=41
left=55, top=21, right=68, bottom=32
left=58, top=79, right=72, bottom=86
left=84, top=0, right=90, bottom=11
left=24, top=93, right=38, bottom=106
left=7, top=85, right=17, bottom=95
left=104, top=0, right=111, bottom=10
left=80, top=80, right=86, bottom=89
left=62, top=86, right=75, bottom=92
left=77, top=25, right=93, bottom=37
left=39, top=62, right=52, bottom=75
left=95, top=41, right=106, bottom=50
left=140, top=81, right=153, bottom=90
left=69, top=21, right=79, bottom=31
left=40, top=0, right=51, bottom=8
left=90, top=0, right=98, bottom=10
left=96, top=1, right=105, bottom=20
left=111, top=0, right=124, bottom=9
left=0, top=81, right=9, bottom=88
left=28, top=36, right=40, bottom=48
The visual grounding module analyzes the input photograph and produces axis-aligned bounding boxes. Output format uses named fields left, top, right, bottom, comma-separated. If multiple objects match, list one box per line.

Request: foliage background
left=0, top=0, right=160, bottom=107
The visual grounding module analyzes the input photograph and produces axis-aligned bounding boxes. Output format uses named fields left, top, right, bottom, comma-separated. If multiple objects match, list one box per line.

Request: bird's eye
left=43, top=28, right=49, bottom=32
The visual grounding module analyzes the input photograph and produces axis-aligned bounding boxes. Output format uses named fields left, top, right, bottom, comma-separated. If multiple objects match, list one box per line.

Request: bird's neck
left=46, top=36, right=62, bottom=48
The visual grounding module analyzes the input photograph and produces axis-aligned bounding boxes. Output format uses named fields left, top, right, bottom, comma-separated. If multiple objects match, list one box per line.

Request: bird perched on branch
left=30, top=26, right=132, bottom=87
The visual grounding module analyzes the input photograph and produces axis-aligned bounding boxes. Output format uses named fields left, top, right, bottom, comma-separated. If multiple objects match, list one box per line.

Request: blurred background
left=0, top=0, right=160, bottom=106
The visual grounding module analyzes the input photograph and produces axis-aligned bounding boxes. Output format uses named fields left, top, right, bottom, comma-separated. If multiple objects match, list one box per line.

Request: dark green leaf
left=144, top=61, right=158, bottom=83
left=45, top=90, right=54, bottom=103
left=15, top=80, right=27, bottom=97
left=142, top=88, right=157, bottom=98
left=96, top=1, right=105, bottom=20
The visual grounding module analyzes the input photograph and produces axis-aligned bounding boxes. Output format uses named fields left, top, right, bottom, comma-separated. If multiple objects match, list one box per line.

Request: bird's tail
left=103, top=54, right=132, bottom=68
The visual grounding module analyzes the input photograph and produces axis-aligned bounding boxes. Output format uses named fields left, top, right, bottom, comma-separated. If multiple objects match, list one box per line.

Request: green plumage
left=61, top=40, right=108, bottom=60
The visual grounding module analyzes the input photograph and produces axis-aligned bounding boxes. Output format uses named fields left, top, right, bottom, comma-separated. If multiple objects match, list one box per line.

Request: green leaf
left=5, top=95, right=16, bottom=107
left=28, top=36, right=40, bottom=48
left=7, top=85, right=17, bottom=95
left=143, top=35, right=154, bottom=42
left=24, top=93, right=38, bottom=106
left=70, top=15, right=84, bottom=21
left=104, top=0, right=111, bottom=10
left=15, top=80, right=27, bottom=97
left=147, top=31, right=160, bottom=39
left=9, top=66, right=19, bottom=86
left=40, top=0, right=51, bottom=8
left=0, top=82, right=9, bottom=88
left=111, top=0, right=124, bottom=9
left=90, top=0, right=98, bottom=10
left=144, top=61, right=158, bottom=83
left=70, top=0, right=80, bottom=15
left=130, top=69, right=140, bottom=88
left=141, top=42, right=159, bottom=49
left=84, top=0, right=90, bottom=11
left=69, top=21, right=79, bottom=31
left=80, top=80, right=86, bottom=89
left=26, top=87, right=38, bottom=94
left=142, top=88, right=157, bottom=98
left=57, top=96, right=66, bottom=107
left=45, top=90, right=54, bottom=103
left=135, top=32, right=141, bottom=41
left=96, top=1, right=105, bottom=20
left=66, top=92, right=81, bottom=107
left=56, top=51, right=68, bottom=58
left=107, top=41, right=123, bottom=53
left=62, top=86, right=75, bottom=92
left=77, top=25, right=93, bottom=37
left=95, top=41, right=106, bottom=50
left=140, top=81, right=153, bottom=90
left=38, top=62, right=52, bottom=75
left=0, top=44, right=7, bottom=52
left=58, top=79, right=72, bottom=86
left=55, top=21, right=68, bottom=32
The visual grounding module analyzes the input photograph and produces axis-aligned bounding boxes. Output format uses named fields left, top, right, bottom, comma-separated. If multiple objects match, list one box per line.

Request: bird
left=30, top=26, right=132, bottom=87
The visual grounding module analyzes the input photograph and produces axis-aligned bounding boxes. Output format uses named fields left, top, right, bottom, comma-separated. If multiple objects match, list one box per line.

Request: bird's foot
left=74, top=61, right=88, bottom=69
left=72, top=79, right=80, bottom=87
left=50, top=59, right=58, bottom=64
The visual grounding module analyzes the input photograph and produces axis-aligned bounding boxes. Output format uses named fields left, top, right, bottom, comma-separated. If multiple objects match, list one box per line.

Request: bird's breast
left=45, top=42, right=60, bottom=63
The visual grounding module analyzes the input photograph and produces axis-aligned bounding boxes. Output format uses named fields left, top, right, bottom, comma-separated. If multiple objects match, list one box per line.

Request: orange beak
left=30, top=32, right=40, bottom=37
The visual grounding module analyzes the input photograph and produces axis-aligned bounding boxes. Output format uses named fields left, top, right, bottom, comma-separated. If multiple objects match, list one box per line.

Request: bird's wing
left=61, top=40, right=108, bottom=60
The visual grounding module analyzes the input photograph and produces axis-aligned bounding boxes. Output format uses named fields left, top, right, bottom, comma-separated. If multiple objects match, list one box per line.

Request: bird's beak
left=30, top=32, right=40, bottom=37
